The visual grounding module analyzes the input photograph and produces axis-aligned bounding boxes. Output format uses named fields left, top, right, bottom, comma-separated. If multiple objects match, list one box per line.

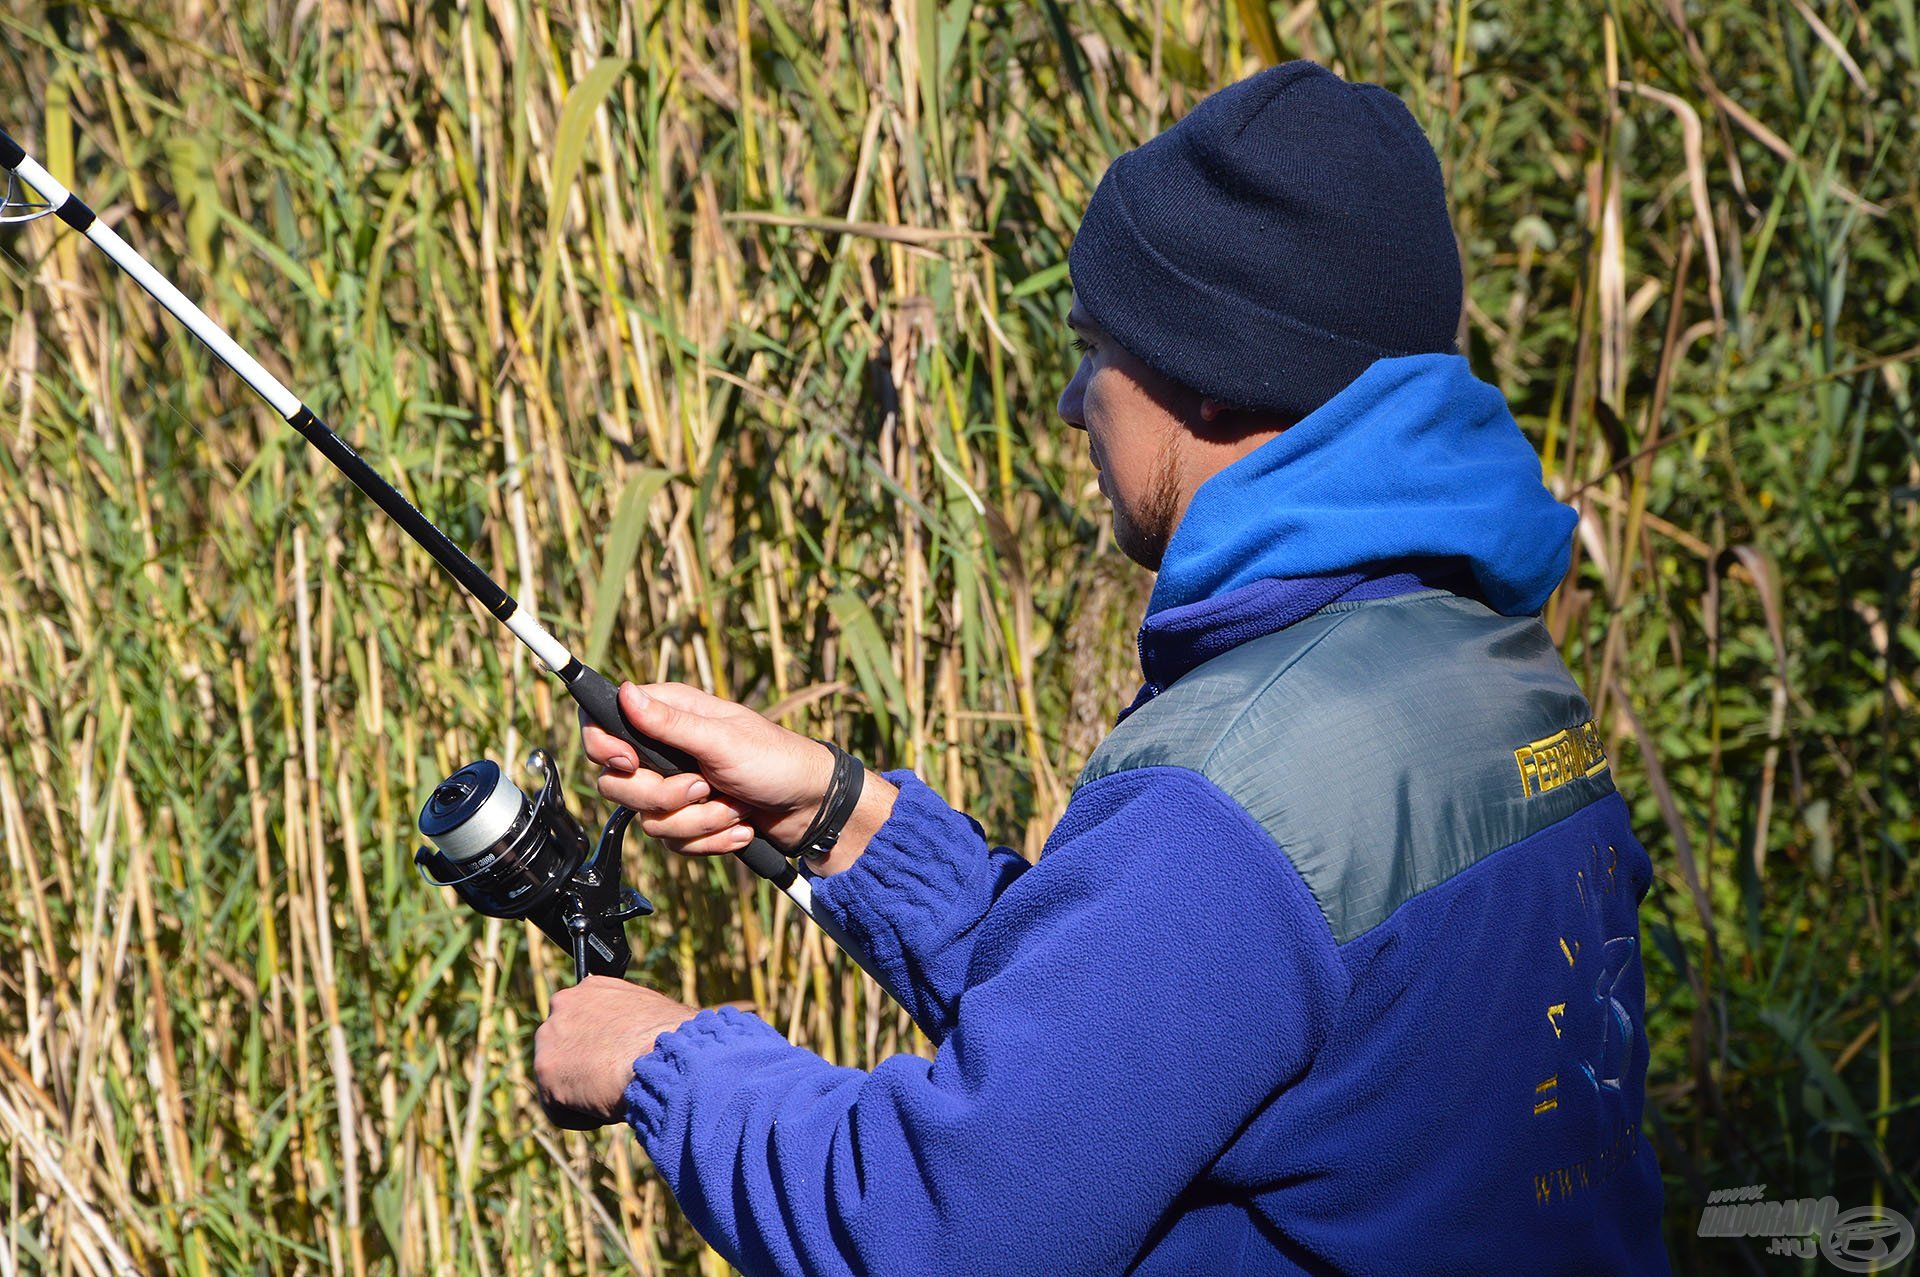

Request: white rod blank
left=504, top=610, right=574, bottom=674
left=13, top=153, right=304, bottom=420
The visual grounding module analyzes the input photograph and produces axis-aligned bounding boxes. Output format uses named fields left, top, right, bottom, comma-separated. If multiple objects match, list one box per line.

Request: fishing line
left=1, top=122, right=884, bottom=991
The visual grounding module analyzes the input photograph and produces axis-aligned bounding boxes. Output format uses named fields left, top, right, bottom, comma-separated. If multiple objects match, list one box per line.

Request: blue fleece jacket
left=624, top=354, right=1668, bottom=1275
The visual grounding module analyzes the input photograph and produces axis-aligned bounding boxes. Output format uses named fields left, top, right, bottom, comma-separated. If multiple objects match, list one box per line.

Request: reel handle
left=563, top=663, right=798, bottom=888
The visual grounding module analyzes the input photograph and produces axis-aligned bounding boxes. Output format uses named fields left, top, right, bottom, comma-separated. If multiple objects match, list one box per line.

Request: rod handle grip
left=564, top=664, right=796, bottom=888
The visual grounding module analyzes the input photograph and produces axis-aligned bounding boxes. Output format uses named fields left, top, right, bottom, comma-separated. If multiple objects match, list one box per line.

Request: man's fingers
left=595, top=766, right=712, bottom=812
left=540, top=1096, right=612, bottom=1131
left=581, top=720, right=638, bottom=770
left=638, top=799, right=751, bottom=843
left=663, top=824, right=761, bottom=857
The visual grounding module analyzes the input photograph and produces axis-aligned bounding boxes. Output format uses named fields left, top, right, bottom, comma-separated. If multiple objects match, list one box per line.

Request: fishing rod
left=0, top=123, right=881, bottom=989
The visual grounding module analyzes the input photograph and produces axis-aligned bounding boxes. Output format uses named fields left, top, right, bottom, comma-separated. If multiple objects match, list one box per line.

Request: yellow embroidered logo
left=1515, top=721, right=1609, bottom=797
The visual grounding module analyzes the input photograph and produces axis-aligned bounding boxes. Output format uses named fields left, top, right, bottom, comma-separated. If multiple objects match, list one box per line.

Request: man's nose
left=1057, top=368, right=1087, bottom=431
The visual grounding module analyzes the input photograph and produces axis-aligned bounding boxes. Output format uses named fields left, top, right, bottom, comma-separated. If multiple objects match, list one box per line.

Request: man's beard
left=1112, top=430, right=1183, bottom=571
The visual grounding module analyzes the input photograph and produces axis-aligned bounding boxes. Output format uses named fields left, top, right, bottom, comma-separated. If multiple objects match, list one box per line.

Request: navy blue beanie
left=1069, top=61, right=1462, bottom=421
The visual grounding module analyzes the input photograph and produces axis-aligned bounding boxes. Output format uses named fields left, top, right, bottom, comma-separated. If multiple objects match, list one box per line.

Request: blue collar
left=1144, top=354, right=1576, bottom=620
left=1115, top=353, right=1573, bottom=720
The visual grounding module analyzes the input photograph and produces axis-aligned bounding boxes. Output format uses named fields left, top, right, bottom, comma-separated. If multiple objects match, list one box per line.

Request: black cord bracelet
left=787, top=739, right=866, bottom=863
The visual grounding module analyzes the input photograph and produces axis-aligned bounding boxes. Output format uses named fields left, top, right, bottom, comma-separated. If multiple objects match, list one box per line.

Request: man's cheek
left=1082, top=382, right=1112, bottom=455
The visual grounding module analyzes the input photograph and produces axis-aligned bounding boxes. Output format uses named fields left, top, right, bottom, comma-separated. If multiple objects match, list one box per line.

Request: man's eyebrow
left=1066, top=308, right=1093, bottom=332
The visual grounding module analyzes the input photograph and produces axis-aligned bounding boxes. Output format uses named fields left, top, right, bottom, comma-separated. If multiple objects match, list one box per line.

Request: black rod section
left=287, top=406, right=516, bottom=619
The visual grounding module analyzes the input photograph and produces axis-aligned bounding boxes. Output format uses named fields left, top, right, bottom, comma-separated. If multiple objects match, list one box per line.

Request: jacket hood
left=1146, top=353, right=1576, bottom=621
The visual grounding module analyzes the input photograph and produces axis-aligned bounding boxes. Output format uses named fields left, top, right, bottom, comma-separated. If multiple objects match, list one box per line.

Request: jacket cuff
left=806, top=768, right=989, bottom=987
left=624, top=1005, right=786, bottom=1145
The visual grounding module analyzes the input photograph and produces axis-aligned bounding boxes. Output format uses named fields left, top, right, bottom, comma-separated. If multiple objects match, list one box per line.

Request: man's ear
left=1199, top=398, right=1230, bottom=424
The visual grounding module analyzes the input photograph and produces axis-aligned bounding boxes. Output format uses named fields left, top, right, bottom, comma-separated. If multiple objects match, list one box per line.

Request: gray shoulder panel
left=1079, top=593, right=1614, bottom=942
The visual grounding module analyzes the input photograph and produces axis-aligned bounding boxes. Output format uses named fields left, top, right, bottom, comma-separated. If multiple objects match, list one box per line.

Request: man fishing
left=536, top=60, right=1669, bottom=1275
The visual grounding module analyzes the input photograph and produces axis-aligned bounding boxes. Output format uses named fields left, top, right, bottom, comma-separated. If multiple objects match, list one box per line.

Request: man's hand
left=581, top=681, right=897, bottom=870
left=532, top=976, right=698, bottom=1129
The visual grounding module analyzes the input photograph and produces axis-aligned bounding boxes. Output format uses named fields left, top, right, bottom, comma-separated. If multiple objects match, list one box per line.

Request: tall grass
left=0, top=1, right=1913, bottom=1273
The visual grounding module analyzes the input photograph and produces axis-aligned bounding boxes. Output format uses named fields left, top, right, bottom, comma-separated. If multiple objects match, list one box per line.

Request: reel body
left=417, top=750, right=653, bottom=980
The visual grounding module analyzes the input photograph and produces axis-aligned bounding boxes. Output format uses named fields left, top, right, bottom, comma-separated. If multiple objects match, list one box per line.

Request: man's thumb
left=618, top=683, right=730, bottom=764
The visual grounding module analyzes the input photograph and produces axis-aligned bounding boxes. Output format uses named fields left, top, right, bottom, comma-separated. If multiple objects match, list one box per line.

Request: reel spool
left=416, top=749, right=653, bottom=981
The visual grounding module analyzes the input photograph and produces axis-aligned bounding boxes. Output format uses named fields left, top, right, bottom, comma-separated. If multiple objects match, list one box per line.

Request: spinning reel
left=416, top=751, right=654, bottom=981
